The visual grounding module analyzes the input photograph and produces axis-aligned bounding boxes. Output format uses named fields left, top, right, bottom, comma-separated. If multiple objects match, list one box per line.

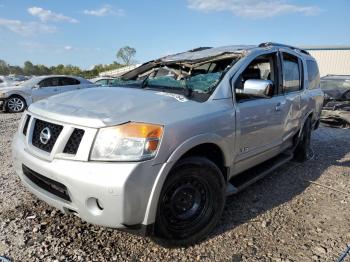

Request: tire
left=153, top=157, right=226, bottom=246
left=6, top=96, right=26, bottom=113
left=294, top=118, right=312, bottom=162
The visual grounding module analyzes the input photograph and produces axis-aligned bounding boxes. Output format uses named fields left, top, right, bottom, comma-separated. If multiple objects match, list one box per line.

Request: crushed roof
left=160, top=45, right=257, bottom=63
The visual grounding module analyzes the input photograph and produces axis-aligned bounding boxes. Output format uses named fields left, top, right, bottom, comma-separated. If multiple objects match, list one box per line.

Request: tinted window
left=282, top=53, right=301, bottom=93
left=60, top=77, right=80, bottom=86
left=39, top=77, right=60, bottom=87
left=306, top=60, right=320, bottom=89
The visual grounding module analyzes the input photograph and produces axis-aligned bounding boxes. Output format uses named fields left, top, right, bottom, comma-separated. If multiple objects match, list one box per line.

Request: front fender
left=4, top=91, right=32, bottom=106
left=142, top=133, right=231, bottom=225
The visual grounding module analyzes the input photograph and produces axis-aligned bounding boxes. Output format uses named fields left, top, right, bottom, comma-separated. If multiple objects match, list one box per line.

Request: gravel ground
left=1, top=113, right=349, bottom=262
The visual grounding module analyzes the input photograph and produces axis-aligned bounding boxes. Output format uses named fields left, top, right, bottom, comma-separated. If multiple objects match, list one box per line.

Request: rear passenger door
left=280, top=51, right=304, bottom=141
left=58, top=77, right=81, bottom=93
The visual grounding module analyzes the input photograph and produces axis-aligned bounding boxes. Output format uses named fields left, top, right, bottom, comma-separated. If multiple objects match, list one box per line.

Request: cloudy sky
left=0, top=0, right=349, bottom=68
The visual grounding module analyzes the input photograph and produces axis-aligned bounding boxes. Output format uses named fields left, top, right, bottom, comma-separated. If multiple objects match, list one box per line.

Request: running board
left=225, top=152, right=293, bottom=196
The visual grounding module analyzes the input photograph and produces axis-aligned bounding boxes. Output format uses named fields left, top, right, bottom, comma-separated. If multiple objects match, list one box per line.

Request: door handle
left=54, top=89, right=58, bottom=92
left=275, top=102, right=282, bottom=111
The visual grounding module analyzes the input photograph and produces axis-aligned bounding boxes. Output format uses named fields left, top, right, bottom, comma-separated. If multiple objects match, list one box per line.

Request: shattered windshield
left=321, top=79, right=350, bottom=90
left=145, top=72, right=222, bottom=93
left=109, top=55, right=240, bottom=99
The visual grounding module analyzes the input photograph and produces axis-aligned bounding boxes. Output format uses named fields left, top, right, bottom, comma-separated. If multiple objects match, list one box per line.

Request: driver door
left=31, top=77, right=60, bottom=102
left=233, top=52, right=288, bottom=174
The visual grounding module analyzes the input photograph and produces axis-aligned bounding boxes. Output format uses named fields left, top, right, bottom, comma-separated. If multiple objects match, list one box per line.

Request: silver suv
left=12, top=43, right=324, bottom=246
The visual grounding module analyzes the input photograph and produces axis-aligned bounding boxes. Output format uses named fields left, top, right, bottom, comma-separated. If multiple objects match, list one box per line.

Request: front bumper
left=12, top=131, right=165, bottom=229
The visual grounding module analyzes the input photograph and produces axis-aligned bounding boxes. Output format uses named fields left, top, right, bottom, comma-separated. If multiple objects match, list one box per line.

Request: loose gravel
left=1, top=113, right=350, bottom=262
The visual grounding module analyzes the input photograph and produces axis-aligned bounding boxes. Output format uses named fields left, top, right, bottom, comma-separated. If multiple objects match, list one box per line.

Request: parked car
left=12, top=43, right=323, bottom=246
left=90, top=77, right=116, bottom=86
left=320, top=75, right=350, bottom=128
left=0, top=76, right=16, bottom=88
left=0, top=75, right=95, bottom=113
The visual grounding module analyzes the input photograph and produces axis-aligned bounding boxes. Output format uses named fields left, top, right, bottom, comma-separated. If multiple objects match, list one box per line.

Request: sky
left=0, top=0, right=349, bottom=69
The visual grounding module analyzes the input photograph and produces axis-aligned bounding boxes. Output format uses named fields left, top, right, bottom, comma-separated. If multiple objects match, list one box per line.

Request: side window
left=306, top=60, right=320, bottom=89
left=282, top=53, right=301, bottom=93
left=235, top=53, right=278, bottom=100
left=39, top=78, right=59, bottom=88
left=60, top=77, right=80, bottom=86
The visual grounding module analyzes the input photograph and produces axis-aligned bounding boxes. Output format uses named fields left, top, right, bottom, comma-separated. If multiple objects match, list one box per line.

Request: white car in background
left=0, top=75, right=95, bottom=113
left=0, top=76, right=16, bottom=87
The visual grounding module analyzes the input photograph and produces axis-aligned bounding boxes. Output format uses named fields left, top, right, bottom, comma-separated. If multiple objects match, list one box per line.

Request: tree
left=116, top=46, right=136, bottom=65
left=0, top=59, right=10, bottom=75
left=23, top=61, right=35, bottom=75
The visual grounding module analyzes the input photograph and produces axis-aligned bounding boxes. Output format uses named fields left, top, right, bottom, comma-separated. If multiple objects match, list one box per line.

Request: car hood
left=0, top=85, right=28, bottom=92
left=29, top=87, right=197, bottom=128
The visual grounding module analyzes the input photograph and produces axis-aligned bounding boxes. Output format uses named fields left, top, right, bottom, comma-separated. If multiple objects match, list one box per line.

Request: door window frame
left=232, top=51, right=282, bottom=102
left=279, top=50, right=304, bottom=94
left=38, top=77, right=60, bottom=88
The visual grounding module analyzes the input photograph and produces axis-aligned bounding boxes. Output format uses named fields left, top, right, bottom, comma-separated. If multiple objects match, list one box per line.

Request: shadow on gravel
left=209, top=127, right=350, bottom=240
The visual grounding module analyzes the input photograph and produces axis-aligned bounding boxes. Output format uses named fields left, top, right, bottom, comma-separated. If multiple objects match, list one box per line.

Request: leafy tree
left=0, top=59, right=128, bottom=79
left=23, top=61, right=35, bottom=75
left=0, top=59, right=10, bottom=75
left=8, top=65, right=23, bottom=75
left=116, top=46, right=136, bottom=65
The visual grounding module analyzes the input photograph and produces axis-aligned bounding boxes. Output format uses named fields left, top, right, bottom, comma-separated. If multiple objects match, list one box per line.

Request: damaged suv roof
left=160, top=45, right=256, bottom=63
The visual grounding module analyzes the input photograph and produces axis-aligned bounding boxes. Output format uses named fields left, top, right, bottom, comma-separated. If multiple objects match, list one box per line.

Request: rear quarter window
left=306, top=60, right=320, bottom=90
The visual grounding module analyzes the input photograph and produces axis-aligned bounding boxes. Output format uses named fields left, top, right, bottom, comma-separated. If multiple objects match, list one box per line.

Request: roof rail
left=187, top=47, right=212, bottom=52
left=259, top=42, right=310, bottom=55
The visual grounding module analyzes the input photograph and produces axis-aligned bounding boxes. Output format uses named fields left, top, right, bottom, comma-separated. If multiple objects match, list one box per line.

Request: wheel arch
left=142, top=134, right=231, bottom=226
left=297, top=110, right=314, bottom=137
left=5, top=94, right=28, bottom=112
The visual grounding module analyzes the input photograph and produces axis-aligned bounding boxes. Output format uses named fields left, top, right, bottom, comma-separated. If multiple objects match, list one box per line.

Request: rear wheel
left=153, top=157, right=225, bottom=246
left=6, top=96, right=26, bottom=113
left=294, top=118, right=312, bottom=162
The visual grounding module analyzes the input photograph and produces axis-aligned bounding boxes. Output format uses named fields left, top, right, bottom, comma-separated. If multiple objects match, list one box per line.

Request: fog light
left=86, top=197, right=104, bottom=215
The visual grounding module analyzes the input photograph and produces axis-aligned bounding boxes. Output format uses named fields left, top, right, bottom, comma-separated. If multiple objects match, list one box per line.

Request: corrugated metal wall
left=307, top=49, right=350, bottom=77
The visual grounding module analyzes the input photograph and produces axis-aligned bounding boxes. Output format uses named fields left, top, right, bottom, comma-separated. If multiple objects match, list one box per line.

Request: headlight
left=90, top=122, right=163, bottom=161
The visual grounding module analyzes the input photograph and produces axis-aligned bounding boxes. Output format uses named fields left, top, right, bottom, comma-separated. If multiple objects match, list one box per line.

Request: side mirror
left=238, top=79, right=273, bottom=98
left=33, top=84, right=40, bottom=89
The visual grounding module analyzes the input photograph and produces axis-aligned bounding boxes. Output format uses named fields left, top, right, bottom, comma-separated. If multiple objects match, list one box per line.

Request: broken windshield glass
left=109, top=54, right=241, bottom=100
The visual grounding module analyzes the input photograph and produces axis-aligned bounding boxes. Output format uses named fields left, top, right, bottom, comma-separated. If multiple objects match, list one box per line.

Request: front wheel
left=6, top=96, right=26, bottom=113
left=153, top=157, right=226, bottom=246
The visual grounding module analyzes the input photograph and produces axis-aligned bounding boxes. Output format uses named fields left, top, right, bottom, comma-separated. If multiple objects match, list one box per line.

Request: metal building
left=302, top=46, right=350, bottom=77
